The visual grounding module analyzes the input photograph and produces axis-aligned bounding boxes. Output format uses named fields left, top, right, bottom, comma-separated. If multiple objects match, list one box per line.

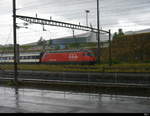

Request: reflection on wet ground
left=0, top=86, right=150, bottom=113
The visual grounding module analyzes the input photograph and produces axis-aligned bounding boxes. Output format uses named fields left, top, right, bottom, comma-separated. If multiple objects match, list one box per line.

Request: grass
left=0, top=63, right=150, bottom=72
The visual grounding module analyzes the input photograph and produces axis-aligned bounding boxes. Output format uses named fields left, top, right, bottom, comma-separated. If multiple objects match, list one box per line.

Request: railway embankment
left=0, top=70, right=150, bottom=87
left=0, top=70, right=150, bottom=97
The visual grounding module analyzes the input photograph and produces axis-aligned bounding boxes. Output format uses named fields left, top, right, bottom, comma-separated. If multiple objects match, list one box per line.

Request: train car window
left=31, top=56, right=35, bottom=59
left=34, top=56, right=36, bottom=59
left=35, top=56, right=37, bottom=59
left=34, top=56, right=37, bottom=59
left=35, top=56, right=39, bottom=59
left=28, top=56, right=31, bottom=59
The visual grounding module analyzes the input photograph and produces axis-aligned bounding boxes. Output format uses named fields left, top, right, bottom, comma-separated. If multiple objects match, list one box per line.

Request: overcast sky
left=0, top=0, right=150, bottom=45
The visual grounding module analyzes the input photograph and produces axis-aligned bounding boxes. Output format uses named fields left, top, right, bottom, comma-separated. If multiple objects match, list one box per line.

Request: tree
left=118, top=29, right=124, bottom=36
left=68, top=42, right=80, bottom=49
left=37, top=37, right=47, bottom=51
left=113, top=32, right=118, bottom=39
left=55, top=45, right=60, bottom=50
left=48, top=39, right=52, bottom=46
left=113, top=29, right=125, bottom=39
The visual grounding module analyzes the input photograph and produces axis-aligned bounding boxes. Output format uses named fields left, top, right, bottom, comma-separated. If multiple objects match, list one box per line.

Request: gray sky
left=0, top=0, right=150, bottom=45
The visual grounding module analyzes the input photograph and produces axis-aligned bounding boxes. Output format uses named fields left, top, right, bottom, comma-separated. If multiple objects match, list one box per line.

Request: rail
left=0, top=70, right=150, bottom=86
left=64, top=66, right=150, bottom=72
left=102, top=67, right=150, bottom=72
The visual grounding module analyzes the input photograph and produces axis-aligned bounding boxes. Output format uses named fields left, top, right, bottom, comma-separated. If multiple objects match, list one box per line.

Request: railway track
left=0, top=70, right=150, bottom=87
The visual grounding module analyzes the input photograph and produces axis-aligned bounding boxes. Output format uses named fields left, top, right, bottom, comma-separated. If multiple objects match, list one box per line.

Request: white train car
left=0, top=53, right=14, bottom=63
left=0, top=52, right=41, bottom=64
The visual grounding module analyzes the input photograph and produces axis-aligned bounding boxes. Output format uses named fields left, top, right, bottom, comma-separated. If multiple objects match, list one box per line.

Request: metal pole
left=97, top=0, right=101, bottom=64
left=13, top=0, right=18, bottom=83
left=109, top=30, right=112, bottom=66
left=86, top=10, right=90, bottom=27
left=72, top=29, right=78, bottom=49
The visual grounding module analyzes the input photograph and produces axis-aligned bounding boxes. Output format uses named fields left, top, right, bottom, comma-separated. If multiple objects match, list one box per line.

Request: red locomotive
left=41, top=49, right=96, bottom=64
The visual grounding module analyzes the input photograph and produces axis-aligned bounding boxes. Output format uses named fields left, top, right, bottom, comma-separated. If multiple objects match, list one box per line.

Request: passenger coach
left=0, top=52, right=40, bottom=64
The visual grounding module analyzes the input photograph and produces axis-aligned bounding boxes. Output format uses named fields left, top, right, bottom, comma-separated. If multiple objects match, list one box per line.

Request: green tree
left=68, top=42, right=80, bottom=49
left=113, top=29, right=125, bottom=39
left=55, top=45, right=60, bottom=50
left=37, top=37, right=47, bottom=51
left=48, top=39, right=52, bottom=46
left=118, top=29, right=124, bottom=36
left=113, top=32, right=118, bottom=39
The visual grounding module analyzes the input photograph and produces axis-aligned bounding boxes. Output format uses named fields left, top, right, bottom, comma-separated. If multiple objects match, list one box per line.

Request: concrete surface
left=0, top=86, right=150, bottom=113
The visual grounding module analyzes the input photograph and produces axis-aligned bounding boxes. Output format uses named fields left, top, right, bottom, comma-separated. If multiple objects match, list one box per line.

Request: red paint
left=41, top=50, right=96, bottom=63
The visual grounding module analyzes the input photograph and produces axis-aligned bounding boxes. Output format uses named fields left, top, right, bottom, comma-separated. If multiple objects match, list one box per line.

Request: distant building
left=22, top=32, right=110, bottom=49
left=51, top=32, right=109, bottom=48
left=125, top=28, right=150, bottom=35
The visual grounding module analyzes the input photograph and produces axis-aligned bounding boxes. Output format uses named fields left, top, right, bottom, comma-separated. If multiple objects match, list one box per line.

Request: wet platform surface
left=0, top=86, right=150, bottom=113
